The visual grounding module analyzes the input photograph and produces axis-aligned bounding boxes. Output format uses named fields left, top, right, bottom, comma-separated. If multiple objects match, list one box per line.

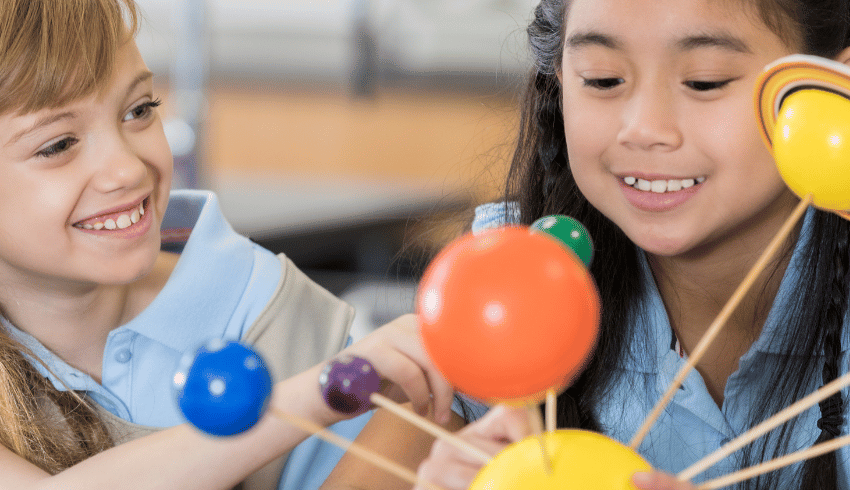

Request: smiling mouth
left=623, top=176, right=706, bottom=193
left=73, top=199, right=147, bottom=231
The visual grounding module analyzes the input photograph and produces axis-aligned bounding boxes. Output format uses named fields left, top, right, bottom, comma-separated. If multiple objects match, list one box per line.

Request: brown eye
left=685, top=79, right=733, bottom=91
left=583, top=77, right=624, bottom=89
left=36, top=137, right=78, bottom=158
left=123, top=98, right=162, bottom=122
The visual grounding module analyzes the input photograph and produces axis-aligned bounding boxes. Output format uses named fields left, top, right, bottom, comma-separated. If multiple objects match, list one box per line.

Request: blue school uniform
left=2, top=189, right=370, bottom=490
left=471, top=202, right=850, bottom=486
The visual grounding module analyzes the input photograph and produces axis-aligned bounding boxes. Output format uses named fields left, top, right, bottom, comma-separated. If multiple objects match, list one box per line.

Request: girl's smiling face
left=0, top=39, right=172, bottom=289
left=560, top=0, right=799, bottom=258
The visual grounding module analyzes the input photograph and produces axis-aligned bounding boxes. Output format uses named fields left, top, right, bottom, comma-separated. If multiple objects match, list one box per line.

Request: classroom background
left=135, top=0, right=536, bottom=340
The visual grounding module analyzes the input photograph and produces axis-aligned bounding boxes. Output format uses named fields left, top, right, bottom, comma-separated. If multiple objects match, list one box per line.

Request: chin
left=627, top=231, right=695, bottom=258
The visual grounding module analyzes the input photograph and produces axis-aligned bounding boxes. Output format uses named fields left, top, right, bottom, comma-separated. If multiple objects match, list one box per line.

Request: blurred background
left=136, top=0, right=536, bottom=338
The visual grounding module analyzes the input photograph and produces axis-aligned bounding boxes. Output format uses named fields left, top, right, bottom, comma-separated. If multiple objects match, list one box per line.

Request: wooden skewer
left=696, top=434, right=850, bottom=490
left=678, top=370, right=850, bottom=481
left=526, top=404, right=553, bottom=474
left=546, top=388, right=557, bottom=433
left=629, top=195, right=812, bottom=450
left=369, top=393, right=492, bottom=463
left=268, top=406, right=448, bottom=490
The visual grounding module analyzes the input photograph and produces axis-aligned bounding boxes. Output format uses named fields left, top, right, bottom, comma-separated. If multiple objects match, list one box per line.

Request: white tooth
left=139, top=202, right=145, bottom=216
left=667, top=179, right=682, bottom=192
left=104, top=219, right=117, bottom=230
left=695, top=176, right=706, bottom=184
left=681, top=178, right=695, bottom=188
left=83, top=224, right=94, bottom=230
left=116, top=215, right=132, bottom=229
left=624, top=176, right=637, bottom=185
left=650, top=180, right=667, bottom=193
left=636, top=179, right=652, bottom=191
left=131, top=209, right=140, bottom=224
left=93, top=222, right=104, bottom=230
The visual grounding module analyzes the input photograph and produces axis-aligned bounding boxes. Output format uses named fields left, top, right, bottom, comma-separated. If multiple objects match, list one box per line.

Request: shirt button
left=115, top=349, right=132, bottom=363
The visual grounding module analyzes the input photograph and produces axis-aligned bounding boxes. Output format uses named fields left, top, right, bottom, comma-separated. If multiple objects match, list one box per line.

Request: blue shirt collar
left=2, top=190, right=257, bottom=387
left=623, top=207, right=850, bottom=373
left=118, top=189, right=255, bottom=352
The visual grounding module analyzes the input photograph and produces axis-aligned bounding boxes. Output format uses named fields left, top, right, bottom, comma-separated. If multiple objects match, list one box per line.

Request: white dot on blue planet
left=209, top=378, right=226, bottom=396
left=244, top=355, right=260, bottom=370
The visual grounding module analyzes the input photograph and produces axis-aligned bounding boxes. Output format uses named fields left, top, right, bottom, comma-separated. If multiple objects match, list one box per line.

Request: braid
left=798, top=213, right=849, bottom=489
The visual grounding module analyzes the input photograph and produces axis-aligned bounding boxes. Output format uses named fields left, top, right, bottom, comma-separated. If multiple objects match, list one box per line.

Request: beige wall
left=193, top=85, right=518, bottom=200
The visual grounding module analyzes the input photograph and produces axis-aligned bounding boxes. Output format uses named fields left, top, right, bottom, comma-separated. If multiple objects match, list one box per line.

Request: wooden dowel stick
left=369, top=393, right=492, bottom=463
left=696, top=434, right=850, bottom=490
left=679, top=370, right=850, bottom=481
left=546, top=389, right=557, bottom=433
left=268, top=407, right=448, bottom=490
left=526, top=404, right=552, bottom=474
left=629, top=195, right=812, bottom=450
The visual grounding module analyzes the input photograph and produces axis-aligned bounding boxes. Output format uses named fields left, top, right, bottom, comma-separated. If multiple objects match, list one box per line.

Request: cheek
left=562, top=102, right=615, bottom=184
left=0, top=167, right=77, bottom=228
left=562, top=90, right=621, bottom=155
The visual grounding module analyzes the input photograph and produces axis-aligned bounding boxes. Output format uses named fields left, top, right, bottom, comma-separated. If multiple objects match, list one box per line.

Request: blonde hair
left=0, top=0, right=141, bottom=473
left=0, top=0, right=139, bottom=115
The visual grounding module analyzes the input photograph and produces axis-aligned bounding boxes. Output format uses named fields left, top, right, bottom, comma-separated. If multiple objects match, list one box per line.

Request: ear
left=835, top=46, right=850, bottom=66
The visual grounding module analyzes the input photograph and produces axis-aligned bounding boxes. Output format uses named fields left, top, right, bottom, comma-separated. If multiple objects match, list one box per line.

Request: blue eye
left=124, top=98, right=162, bottom=122
left=35, top=136, right=78, bottom=158
left=583, top=77, right=624, bottom=90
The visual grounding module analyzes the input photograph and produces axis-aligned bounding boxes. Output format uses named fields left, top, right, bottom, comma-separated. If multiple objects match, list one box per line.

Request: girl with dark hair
left=0, top=1, right=457, bottom=488
left=325, top=0, right=850, bottom=489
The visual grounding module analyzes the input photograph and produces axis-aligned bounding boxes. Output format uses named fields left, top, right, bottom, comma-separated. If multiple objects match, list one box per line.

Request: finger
left=375, top=314, right=456, bottom=423
left=418, top=454, right=484, bottom=490
left=469, top=405, right=533, bottom=443
left=370, top=348, right=433, bottom=416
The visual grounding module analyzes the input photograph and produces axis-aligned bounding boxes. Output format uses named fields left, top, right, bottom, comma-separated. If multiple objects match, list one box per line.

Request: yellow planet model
left=755, top=54, right=850, bottom=216
left=469, top=429, right=651, bottom=490
left=772, top=89, right=850, bottom=211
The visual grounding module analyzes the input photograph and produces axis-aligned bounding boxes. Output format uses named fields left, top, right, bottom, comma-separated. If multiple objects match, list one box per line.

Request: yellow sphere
left=772, top=89, right=850, bottom=211
left=469, top=430, right=651, bottom=490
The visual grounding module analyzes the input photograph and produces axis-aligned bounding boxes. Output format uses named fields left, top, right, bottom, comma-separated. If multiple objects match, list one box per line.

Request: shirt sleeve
left=471, top=201, right=520, bottom=234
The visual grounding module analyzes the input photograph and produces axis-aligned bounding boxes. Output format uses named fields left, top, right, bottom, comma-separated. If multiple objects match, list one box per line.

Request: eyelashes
left=581, top=77, right=736, bottom=92
left=34, top=97, right=163, bottom=159
left=123, top=97, right=162, bottom=122
left=35, top=136, right=79, bottom=158
left=583, top=77, right=625, bottom=90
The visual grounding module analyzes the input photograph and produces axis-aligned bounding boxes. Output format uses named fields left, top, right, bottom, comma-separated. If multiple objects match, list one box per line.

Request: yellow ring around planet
left=469, top=429, right=652, bottom=490
left=755, top=54, right=850, bottom=214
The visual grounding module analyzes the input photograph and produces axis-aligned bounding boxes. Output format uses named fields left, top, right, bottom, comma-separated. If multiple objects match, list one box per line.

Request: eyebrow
left=566, top=30, right=752, bottom=54
left=566, top=31, right=623, bottom=52
left=7, top=111, right=79, bottom=146
left=7, top=70, right=155, bottom=147
left=676, top=32, right=751, bottom=54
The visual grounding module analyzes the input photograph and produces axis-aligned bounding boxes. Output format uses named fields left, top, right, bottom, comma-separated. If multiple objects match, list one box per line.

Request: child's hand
left=632, top=471, right=698, bottom=490
left=414, top=405, right=530, bottom=490
left=338, top=313, right=455, bottom=424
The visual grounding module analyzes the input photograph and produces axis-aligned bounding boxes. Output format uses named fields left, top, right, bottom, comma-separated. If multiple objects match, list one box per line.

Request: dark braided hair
left=507, top=1, right=850, bottom=488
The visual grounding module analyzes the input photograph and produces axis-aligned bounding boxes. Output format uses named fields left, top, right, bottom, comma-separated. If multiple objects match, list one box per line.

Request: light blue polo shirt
left=471, top=202, right=850, bottom=487
left=3, top=189, right=370, bottom=490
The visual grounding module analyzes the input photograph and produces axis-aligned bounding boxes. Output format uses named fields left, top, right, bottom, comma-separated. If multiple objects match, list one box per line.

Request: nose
left=89, top=133, right=148, bottom=194
left=617, top=82, right=683, bottom=151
